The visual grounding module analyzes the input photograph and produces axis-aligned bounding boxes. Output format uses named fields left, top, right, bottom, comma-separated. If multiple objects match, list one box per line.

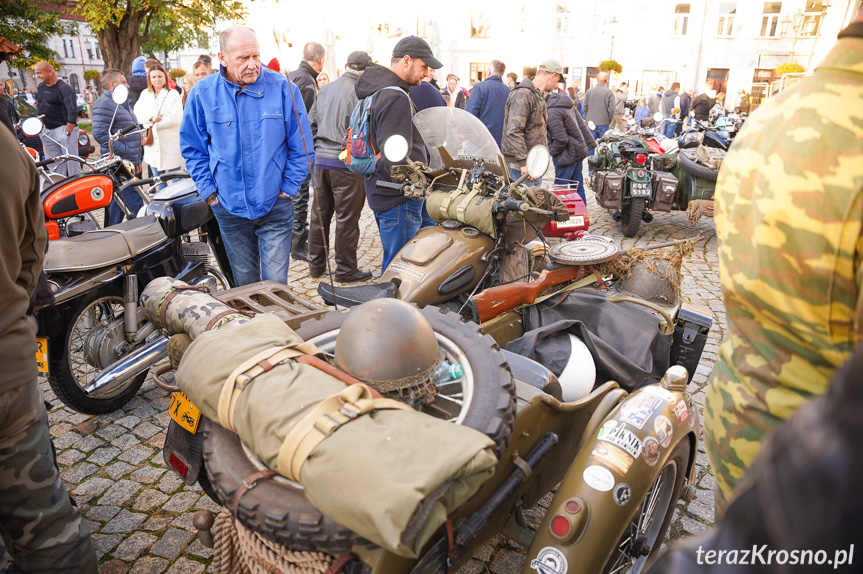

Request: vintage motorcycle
left=317, top=106, right=573, bottom=312
left=34, top=164, right=233, bottom=414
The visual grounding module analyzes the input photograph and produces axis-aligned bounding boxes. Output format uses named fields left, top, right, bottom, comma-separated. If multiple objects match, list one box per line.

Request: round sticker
left=642, top=436, right=661, bottom=466
left=603, top=419, right=618, bottom=430
left=613, top=483, right=632, bottom=506
left=654, top=415, right=673, bottom=449
left=583, top=465, right=615, bottom=492
left=530, top=546, right=569, bottom=574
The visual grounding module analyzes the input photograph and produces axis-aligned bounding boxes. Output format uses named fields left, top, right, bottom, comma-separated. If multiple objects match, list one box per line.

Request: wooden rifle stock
left=468, top=265, right=583, bottom=324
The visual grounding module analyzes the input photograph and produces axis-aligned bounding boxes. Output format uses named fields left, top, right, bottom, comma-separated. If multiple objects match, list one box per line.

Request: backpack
left=342, top=86, right=407, bottom=175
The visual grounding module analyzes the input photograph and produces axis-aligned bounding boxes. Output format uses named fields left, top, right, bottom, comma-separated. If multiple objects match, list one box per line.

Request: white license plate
left=557, top=215, right=585, bottom=229
left=631, top=183, right=652, bottom=197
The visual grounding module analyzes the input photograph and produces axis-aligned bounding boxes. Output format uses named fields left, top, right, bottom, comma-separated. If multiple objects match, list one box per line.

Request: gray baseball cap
left=347, top=51, right=372, bottom=71
left=392, top=36, right=443, bottom=69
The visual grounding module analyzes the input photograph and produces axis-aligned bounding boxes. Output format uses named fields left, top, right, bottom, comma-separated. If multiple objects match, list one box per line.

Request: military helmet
left=334, top=299, right=441, bottom=396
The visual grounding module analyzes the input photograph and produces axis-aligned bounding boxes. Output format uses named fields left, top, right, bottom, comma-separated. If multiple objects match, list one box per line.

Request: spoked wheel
left=295, top=305, right=515, bottom=458
left=48, top=294, right=147, bottom=414
left=602, top=441, right=689, bottom=574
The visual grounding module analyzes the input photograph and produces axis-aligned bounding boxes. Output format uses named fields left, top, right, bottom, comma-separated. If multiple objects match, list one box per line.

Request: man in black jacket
left=288, top=41, right=326, bottom=263
left=356, top=35, right=442, bottom=273
left=308, top=51, right=373, bottom=282
left=34, top=61, right=81, bottom=176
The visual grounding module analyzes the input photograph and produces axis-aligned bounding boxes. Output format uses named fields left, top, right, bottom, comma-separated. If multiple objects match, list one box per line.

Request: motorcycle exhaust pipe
left=83, top=335, right=168, bottom=398
left=641, top=210, right=654, bottom=223
left=124, top=274, right=139, bottom=340
left=610, top=209, right=623, bottom=222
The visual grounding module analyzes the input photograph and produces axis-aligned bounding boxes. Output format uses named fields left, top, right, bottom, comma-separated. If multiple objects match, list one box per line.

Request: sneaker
left=335, top=269, right=373, bottom=283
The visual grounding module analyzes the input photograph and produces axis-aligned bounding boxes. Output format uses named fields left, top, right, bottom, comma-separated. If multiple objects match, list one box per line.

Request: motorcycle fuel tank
left=43, top=174, right=114, bottom=219
left=542, top=185, right=590, bottom=241
left=382, top=223, right=494, bottom=307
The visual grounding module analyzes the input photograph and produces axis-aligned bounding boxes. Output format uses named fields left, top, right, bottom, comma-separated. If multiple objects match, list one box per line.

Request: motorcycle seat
left=502, top=350, right=563, bottom=402
left=317, top=281, right=397, bottom=307
left=44, top=216, right=169, bottom=273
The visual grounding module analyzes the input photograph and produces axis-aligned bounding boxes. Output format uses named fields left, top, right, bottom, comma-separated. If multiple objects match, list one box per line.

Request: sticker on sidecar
left=583, top=465, right=615, bottom=492
left=654, top=415, right=673, bottom=449
left=618, top=394, right=663, bottom=429
left=674, top=399, right=690, bottom=426
left=613, top=483, right=632, bottom=506
left=642, top=436, right=661, bottom=466
left=530, top=546, right=568, bottom=574
left=598, top=422, right=643, bottom=459
left=591, top=442, right=634, bottom=476
left=386, top=261, right=428, bottom=282
left=640, top=385, right=677, bottom=403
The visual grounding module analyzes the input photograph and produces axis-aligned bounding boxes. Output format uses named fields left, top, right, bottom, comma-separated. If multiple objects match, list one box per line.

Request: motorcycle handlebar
left=500, top=198, right=529, bottom=213
left=119, top=124, right=137, bottom=136
left=159, top=172, right=191, bottom=182
left=375, top=180, right=404, bottom=192
left=35, top=158, right=55, bottom=168
left=127, top=178, right=156, bottom=188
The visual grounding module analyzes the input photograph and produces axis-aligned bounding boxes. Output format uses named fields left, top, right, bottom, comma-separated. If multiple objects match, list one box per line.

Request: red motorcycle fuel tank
left=43, top=174, right=114, bottom=220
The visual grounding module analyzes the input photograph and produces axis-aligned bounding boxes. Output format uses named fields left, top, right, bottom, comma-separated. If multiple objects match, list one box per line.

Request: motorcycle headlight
left=122, top=159, right=134, bottom=174
left=78, top=133, right=89, bottom=146
left=588, top=155, right=603, bottom=169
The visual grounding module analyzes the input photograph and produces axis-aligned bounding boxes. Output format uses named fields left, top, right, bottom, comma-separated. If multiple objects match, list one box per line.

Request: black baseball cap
left=392, top=36, right=443, bottom=69
left=347, top=51, right=372, bottom=71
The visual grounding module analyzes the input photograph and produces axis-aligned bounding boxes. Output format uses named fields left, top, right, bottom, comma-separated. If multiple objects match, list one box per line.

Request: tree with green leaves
left=0, top=1, right=74, bottom=69
left=75, top=0, right=246, bottom=74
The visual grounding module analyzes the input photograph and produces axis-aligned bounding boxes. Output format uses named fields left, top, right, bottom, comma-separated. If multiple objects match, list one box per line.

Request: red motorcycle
left=541, top=184, right=590, bottom=241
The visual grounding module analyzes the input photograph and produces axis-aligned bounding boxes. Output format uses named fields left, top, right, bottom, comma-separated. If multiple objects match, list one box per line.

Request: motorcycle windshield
left=413, top=107, right=503, bottom=173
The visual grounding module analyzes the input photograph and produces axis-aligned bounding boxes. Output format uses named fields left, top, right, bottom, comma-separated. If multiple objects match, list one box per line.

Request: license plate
left=36, top=337, right=49, bottom=373
left=557, top=215, right=585, bottom=229
left=170, top=391, right=201, bottom=434
left=631, top=182, right=652, bottom=197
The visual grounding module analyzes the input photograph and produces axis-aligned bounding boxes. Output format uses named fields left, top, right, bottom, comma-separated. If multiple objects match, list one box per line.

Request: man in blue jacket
left=92, top=68, right=144, bottom=225
left=465, top=60, right=510, bottom=147
left=181, top=25, right=314, bottom=286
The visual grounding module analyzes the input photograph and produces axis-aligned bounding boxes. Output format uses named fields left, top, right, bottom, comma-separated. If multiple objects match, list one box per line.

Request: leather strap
left=439, top=169, right=469, bottom=219
left=230, top=469, right=277, bottom=526
left=218, top=343, right=319, bottom=432
left=277, top=384, right=411, bottom=482
left=325, top=553, right=356, bottom=574
left=456, top=184, right=482, bottom=224
left=204, top=308, right=250, bottom=332
left=158, top=285, right=209, bottom=330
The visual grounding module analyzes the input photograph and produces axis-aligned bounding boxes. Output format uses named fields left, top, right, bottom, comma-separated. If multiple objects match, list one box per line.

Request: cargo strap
left=456, top=184, right=483, bottom=224
left=230, top=469, right=277, bottom=526
left=158, top=285, right=210, bottom=330
left=438, top=169, right=469, bottom=219
left=219, top=342, right=321, bottom=432
left=277, top=384, right=411, bottom=482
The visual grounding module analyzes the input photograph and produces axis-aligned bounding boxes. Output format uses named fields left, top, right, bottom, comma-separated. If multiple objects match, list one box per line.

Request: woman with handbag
left=134, top=63, right=183, bottom=189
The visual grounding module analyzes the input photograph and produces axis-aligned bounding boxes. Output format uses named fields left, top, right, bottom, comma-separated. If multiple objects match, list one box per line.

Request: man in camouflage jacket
left=502, top=60, right=561, bottom=183
left=704, top=15, right=863, bottom=511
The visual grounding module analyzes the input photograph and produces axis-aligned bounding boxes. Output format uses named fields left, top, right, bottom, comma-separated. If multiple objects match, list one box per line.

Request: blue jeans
left=508, top=165, right=542, bottom=188
left=589, top=125, right=610, bottom=143
left=108, top=187, right=145, bottom=225
left=553, top=161, right=586, bottom=205
left=420, top=202, right=436, bottom=228
left=374, top=198, right=425, bottom=273
left=662, top=120, right=677, bottom=139
left=211, top=194, right=294, bottom=286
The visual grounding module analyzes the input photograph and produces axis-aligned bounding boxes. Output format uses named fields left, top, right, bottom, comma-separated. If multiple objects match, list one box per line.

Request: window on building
left=469, top=62, right=488, bottom=85
left=586, top=66, right=600, bottom=89
left=95, top=42, right=101, bottom=60
left=471, top=14, right=491, bottom=38
left=570, top=67, right=583, bottom=90
left=801, top=0, right=824, bottom=37
left=556, top=3, right=572, bottom=35
left=62, top=39, right=68, bottom=58
left=760, top=2, right=782, bottom=37
left=642, top=70, right=678, bottom=93
left=69, top=39, right=74, bottom=58
left=674, top=4, right=690, bottom=36
left=69, top=73, right=80, bottom=92
left=717, top=3, right=736, bottom=36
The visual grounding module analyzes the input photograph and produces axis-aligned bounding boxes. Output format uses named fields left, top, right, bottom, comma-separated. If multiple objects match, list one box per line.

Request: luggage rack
left=214, top=281, right=330, bottom=331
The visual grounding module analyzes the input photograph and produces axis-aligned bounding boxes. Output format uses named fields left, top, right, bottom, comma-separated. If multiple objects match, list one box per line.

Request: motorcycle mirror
left=587, top=120, right=596, bottom=131
left=112, top=84, right=129, bottom=105
left=383, top=135, right=409, bottom=163
left=3, top=79, right=16, bottom=96
left=21, top=116, right=44, bottom=137
left=525, top=145, right=551, bottom=179
left=653, top=112, right=664, bottom=122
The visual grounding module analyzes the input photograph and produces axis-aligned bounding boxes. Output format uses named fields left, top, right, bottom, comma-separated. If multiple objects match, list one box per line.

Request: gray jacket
left=309, top=71, right=360, bottom=162
left=582, top=84, right=615, bottom=126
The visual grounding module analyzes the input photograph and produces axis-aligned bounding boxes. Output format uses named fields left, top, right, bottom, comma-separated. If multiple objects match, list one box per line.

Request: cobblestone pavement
left=41, top=181, right=721, bottom=573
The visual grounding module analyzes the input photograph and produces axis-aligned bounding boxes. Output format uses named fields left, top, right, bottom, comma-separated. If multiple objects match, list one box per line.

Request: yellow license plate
left=36, top=337, right=49, bottom=373
left=170, top=391, right=201, bottom=434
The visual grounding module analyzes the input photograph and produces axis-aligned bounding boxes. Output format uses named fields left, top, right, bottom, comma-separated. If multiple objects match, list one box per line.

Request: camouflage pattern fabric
left=501, top=77, right=548, bottom=167
left=0, top=382, right=97, bottom=573
left=704, top=35, right=863, bottom=508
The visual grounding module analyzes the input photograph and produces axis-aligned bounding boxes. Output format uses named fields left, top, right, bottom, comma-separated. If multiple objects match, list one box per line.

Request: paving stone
left=490, top=549, right=525, bottom=573
left=50, top=422, right=73, bottom=438
left=144, top=514, right=174, bottom=532
left=113, top=531, right=157, bottom=561
left=130, top=404, right=158, bottom=419
left=101, top=509, right=148, bottom=534
left=456, top=560, right=486, bottom=574
left=128, top=557, right=169, bottom=574
left=133, top=421, right=161, bottom=439
left=153, top=411, right=172, bottom=427
left=698, top=472, right=716, bottom=491
left=57, top=448, right=87, bottom=466
left=165, top=558, right=205, bottom=574
left=48, top=408, right=72, bottom=423
left=163, top=491, right=200, bottom=514
left=88, top=446, right=122, bottom=465
left=119, top=445, right=154, bottom=465
left=91, top=533, right=123, bottom=559
left=96, top=424, right=127, bottom=441
left=147, top=433, right=167, bottom=449
left=131, top=466, right=167, bottom=484
left=150, top=527, right=194, bottom=560
left=74, top=420, right=99, bottom=435
left=473, top=543, right=494, bottom=562
left=195, top=495, right=222, bottom=514
left=687, top=488, right=716, bottom=523
left=123, top=395, right=147, bottom=410
left=186, top=539, right=215, bottom=560
left=133, top=489, right=170, bottom=512
left=85, top=504, right=121, bottom=522
left=53, top=430, right=83, bottom=450
left=158, top=472, right=184, bottom=494
left=99, top=479, right=141, bottom=506
left=681, top=516, right=709, bottom=535
left=61, top=461, right=99, bottom=485
left=65, top=412, right=91, bottom=425
left=116, top=414, right=142, bottom=429
left=98, top=559, right=128, bottom=573
left=72, top=477, right=113, bottom=503
left=104, top=461, right=134, bottom=480
left=74, top=434, right=105, bottom=453
left=112, top=433, right=139, bottom=450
